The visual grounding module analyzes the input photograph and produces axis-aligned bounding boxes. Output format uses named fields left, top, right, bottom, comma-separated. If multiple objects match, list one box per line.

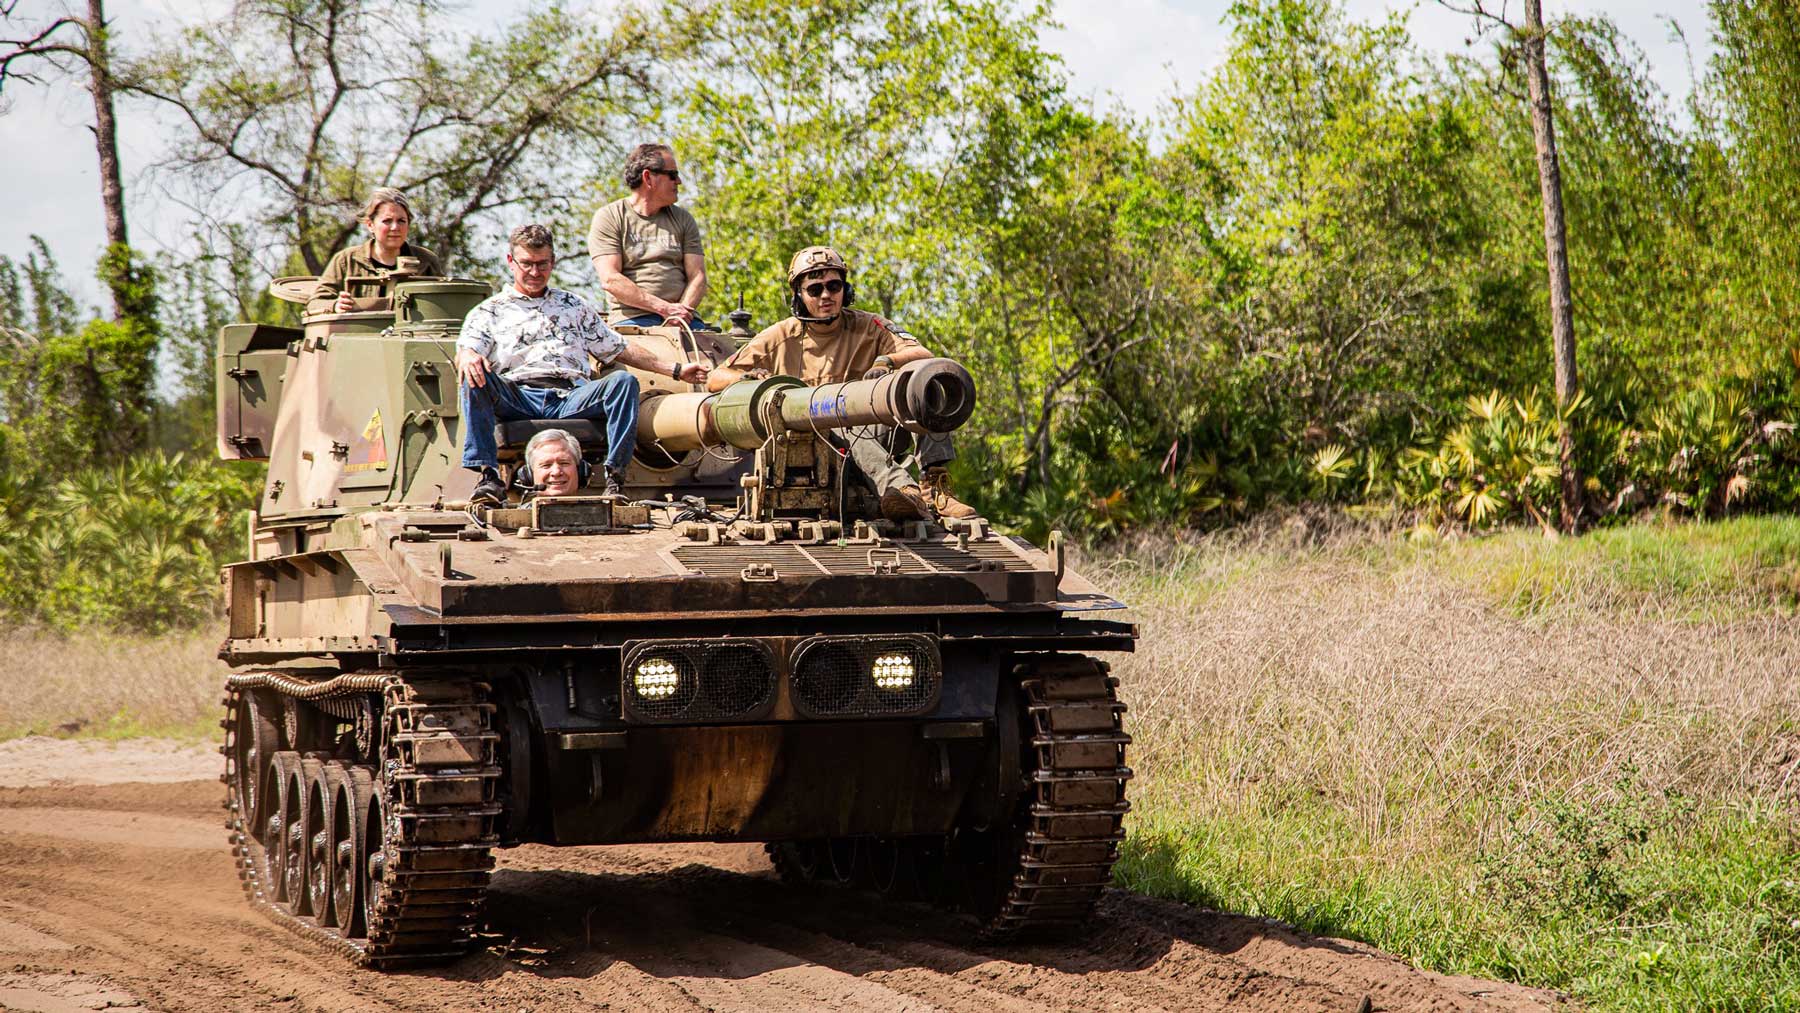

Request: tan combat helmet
left=787, top=246, right=849, bottom=287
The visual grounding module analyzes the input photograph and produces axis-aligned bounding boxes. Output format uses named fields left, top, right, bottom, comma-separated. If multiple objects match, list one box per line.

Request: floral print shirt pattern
left=456, top=286, right=626, bottom=383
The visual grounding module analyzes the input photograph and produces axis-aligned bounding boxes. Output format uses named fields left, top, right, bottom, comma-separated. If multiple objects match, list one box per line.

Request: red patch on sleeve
left=870, top=314, right=910, bottom=335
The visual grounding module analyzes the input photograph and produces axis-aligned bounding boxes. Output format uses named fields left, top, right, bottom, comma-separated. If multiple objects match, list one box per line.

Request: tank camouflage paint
left=216, top=270, right=1135, bottom=966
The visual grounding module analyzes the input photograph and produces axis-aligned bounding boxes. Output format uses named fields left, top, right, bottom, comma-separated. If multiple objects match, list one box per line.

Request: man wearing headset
left=707, top=246, right=976, bottom=521
left=518, top=429, right=587, bottom=499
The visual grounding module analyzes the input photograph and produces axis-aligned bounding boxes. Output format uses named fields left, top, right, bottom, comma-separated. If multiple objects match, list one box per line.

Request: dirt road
left=0, top=741, right=1560, bottom=1013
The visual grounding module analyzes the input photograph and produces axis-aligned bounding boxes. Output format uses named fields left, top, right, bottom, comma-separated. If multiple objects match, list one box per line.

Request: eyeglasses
left=803, top=279, right=845, bottom=298
left=648, top=167, right=682, bottom=184
left=511, top=255, right=554, bottom=273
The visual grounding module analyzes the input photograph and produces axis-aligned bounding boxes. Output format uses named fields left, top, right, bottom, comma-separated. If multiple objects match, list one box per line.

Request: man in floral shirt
left=456, top=224, right=709, bottom=503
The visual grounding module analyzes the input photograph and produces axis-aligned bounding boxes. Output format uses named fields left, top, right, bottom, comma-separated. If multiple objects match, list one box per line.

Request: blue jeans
left=615, top=312, right=711, bottom=330
left=459, top=371, right=639, bottom=473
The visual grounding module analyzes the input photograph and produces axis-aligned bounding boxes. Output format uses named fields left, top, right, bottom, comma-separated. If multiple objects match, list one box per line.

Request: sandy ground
left=0, top=737, right=221, bottom=788
left=0, top=739, right=1565, bottom=1013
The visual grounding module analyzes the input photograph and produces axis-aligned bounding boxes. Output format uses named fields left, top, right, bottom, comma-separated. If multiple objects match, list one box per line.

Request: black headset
left=790, top=278, right=856, bottom=323
left=513, top=449, right=593, bottom=492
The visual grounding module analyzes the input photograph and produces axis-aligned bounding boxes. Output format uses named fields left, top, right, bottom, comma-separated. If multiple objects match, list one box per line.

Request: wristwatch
left=670, top=361, right=683, bottom=380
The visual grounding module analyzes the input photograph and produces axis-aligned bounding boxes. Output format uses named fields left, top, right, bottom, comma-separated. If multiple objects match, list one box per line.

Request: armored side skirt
left=540, top=721, right=996, bottom=844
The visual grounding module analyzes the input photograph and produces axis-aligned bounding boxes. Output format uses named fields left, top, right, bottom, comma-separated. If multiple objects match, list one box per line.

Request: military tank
left=214, top=266, right=1135, bottom=966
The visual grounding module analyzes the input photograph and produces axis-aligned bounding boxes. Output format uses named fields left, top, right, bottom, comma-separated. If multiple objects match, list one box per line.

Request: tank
left=215, top=272, right=1136, bottom=966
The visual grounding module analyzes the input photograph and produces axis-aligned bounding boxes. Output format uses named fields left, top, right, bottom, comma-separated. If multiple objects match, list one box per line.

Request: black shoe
left=471, top=469, right=506, bottom=506
left=600, top=466, right=625, bottom=498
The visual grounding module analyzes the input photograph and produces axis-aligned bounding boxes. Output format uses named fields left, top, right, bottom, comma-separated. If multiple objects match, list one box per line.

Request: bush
left=0, top=450, right=260, bottom=632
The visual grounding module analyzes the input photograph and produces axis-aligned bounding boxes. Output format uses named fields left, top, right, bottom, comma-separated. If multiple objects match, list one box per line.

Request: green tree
left=0, top=237, right=159, bottom=460
left=1124, top=1, right=1524, bottom=505
left=665, top=0, right=1069, bottom=324
left=128, top=0, right=663, bottom=275
left=1694, top=1, right=1800, bottom=369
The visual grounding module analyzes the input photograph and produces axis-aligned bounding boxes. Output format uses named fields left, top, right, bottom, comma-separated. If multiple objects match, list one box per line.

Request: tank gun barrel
left=638, top=357, right=976, bottom=454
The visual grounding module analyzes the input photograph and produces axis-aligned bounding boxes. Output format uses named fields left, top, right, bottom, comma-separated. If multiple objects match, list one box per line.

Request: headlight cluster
left=792, top=636, right=938, bottom=717
left=622, top=643, right=775, bottom=722
left=620, top=636, right=939, bottom=723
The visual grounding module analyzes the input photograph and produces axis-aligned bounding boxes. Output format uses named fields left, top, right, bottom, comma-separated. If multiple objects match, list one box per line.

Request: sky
left=0, top=0, right=1716, bottom=310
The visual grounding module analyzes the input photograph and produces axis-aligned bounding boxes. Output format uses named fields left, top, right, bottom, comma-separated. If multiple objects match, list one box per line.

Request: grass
left=1433, top=515, right=1800, bottom=620
left=1095, top=515, right=1800, bottom=1011
left=1, top=625, right=229, bottom=742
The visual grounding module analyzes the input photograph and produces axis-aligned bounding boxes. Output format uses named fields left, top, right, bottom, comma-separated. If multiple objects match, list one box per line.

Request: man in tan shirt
left=587, top=144, right=709, bottom=328
left=708, top=246, right=976, bottom=521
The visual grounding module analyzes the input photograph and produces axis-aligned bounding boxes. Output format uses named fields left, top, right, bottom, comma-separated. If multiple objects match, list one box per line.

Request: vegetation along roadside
left=1102, top=518, right=1800, bottom=1012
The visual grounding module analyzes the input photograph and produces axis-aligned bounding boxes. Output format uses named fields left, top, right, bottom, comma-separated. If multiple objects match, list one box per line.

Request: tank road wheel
left=292, top=758, right=325, bottom=917
left=265, top=752, right=300, bottom=906
left=362, top=778, right=389, bottom=940
left=228, top=690, right=281, bottom=839
left=867, top=837, right=927, bottom=900
left=827, top=837, right=864, bottom=885
left=330, top=764, right=374, bottom=939
left=905, top=836, right=953, bottom=907
left=969, top=654, right=1132, bottom=941
left=305, top=759, right=337, bottom=926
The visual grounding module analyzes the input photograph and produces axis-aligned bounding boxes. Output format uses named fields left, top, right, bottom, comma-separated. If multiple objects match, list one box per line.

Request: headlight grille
left=623, top=641, right=776, bottom=722
left=791, top=635, right=940, bottom=718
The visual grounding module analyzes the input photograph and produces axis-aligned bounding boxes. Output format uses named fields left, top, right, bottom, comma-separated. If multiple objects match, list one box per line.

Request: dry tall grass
left=1092, top=526, right=1800, bottom=870
left=1, top=625, right=230, bottom=740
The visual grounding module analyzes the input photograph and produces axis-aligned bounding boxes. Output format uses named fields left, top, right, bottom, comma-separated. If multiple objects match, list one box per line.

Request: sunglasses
left=648, top=167, right=682, bottom=183
left=803, top=279, right=846, bottom=298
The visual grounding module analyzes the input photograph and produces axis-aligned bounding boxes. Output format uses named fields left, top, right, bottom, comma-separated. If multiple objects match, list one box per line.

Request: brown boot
left=879, top=484, right=931, bottom=521
left=921, top=466, right=977, bottom=519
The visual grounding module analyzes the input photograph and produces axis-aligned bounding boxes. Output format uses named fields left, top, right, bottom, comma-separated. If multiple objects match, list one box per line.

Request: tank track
left=222, top=673, right=501, bottom=967
left=765, top=653, right=1131, bottom=939
left=981, top=654, right=1132, bottom=938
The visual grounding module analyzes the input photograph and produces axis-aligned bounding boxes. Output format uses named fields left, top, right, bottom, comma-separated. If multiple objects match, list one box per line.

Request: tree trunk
left=1522, top=0, right=1581, bottom=533
left=84, top=0, right=130, bottom=319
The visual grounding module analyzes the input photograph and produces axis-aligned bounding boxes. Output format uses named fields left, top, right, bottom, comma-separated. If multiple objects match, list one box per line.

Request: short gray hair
left=358, top=187, right=413, bottom=224
left=524, top=428, right=583, bottom=469
left=509, top=223, right=554, bottom=253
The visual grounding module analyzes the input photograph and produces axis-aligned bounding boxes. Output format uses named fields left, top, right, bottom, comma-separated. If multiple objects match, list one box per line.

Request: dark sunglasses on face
left=804, top=279, right=846, bottom=298
left=648, top=167, right=681, bottom=183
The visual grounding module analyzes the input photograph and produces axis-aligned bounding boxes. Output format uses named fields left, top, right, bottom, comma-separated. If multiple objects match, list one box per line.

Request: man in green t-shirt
left=587, top=143, right=710, bottom=328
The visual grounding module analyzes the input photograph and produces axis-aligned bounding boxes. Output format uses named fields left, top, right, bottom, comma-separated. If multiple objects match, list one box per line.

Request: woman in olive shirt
left=308, top=188, right=444, bottom=315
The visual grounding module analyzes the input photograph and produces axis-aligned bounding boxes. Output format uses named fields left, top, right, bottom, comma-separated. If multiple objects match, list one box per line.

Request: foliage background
left=5, top=0, right=1800, bottom=608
